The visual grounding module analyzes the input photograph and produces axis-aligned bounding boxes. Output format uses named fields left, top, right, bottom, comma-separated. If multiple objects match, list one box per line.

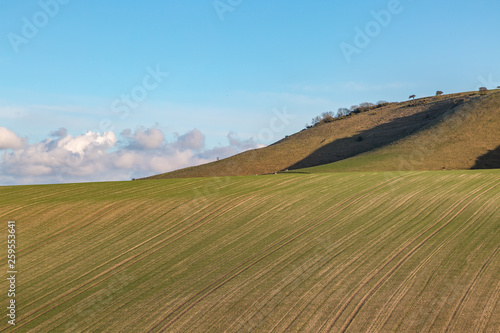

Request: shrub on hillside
left=350, top=102, right=378, bottom=114
left=359, top=102, right=376, bottom=109
left=322, top=115, right=335, bottom=123
left=310, top=111, right=337, bottom=126
left=307, top=99, right=391, bottom=128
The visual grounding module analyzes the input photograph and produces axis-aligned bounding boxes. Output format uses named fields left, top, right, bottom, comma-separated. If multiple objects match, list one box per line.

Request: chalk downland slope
left=146, top=90, right=500, bottom=179
left=304, top=90, right=500, bottom=173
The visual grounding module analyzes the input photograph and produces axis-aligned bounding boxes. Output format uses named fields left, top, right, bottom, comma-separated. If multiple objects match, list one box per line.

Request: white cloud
left=198, top=132, right=264, bottom=160
left=174, top=129, right=205, bottom=151
left=122, top=127, right=165, bottom=150
left=59, top=131, right=117, bottom=155
left=0, top=126, right=262, bottom=185
left=50, top=127, right=68, bottom=137
left=0, top=127, right=25, bottom=149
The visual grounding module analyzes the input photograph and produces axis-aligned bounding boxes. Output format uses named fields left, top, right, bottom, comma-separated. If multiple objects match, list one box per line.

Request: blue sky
left=0, top=0, right=499, bottom=184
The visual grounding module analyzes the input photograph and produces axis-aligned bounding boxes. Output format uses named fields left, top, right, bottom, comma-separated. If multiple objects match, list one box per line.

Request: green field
left=1, top=170, right=500, bottom=332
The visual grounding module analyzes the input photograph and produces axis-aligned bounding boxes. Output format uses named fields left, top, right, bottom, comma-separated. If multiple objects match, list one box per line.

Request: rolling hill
left=145, top=90, right=500, bottom=180
left=2, top=89, right=500, bottom=332
left=1, top=170, right=499, bottom=331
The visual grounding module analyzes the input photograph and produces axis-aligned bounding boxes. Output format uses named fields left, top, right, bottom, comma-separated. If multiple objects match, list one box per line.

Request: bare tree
left=409, top=95, right=416, bottom=100
left=436, top=91, right=443, bottom=96
left=321, top=111, right=335, bottom=119
left=312, top=115, right=322, bottom=125
left=359, top=102, right=376, bottom=108
left=337, top=108, right=350, bottom=117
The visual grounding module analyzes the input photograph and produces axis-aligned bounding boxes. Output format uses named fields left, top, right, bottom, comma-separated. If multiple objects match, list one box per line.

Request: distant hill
left=144, top=90, right=500, bottom=180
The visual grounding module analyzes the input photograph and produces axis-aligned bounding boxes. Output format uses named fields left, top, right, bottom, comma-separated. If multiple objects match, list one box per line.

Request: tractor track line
left=289, top=177, right=463, bottom=332
left=443, top=244, right=500, bottom=332
left=274, top=187, right=430, bottom=333
left=7, top=195, right=254, bottom=331
left=195, top=188, right=345, bottom=332
left=475, top=279, right=500, bottom=332
left=17, top=201, right=134, bottom=256
left=332, top=180, right=499, bottom=333
left=321, top=178, right=496, bottom=332
left=367, top=193, right=499, bottom=332
left=148, top=174, right=418, bottom=331
left=291, top=176, right=468, bottom=332
left=107, top=177, right=316, bottom=329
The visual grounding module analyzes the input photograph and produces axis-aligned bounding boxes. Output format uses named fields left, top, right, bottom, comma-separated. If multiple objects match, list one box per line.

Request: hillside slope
left=146, top=90, right=500, bottom=179
left=2, top=171, right=499, bottom=331
left=303, top=91, right=500, bottom=173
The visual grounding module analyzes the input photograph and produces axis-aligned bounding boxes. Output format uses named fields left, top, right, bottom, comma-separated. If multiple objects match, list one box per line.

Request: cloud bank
left=0, top=127, right=263, bottom=185
left=0, top=127, right=25, bottom=149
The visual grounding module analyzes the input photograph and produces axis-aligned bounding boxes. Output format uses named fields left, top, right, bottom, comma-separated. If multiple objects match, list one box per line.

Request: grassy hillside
left=303, top=91, right=500, bottom=173
left=2, top=170, right=499, bottom=332
left=146, top=90, right=500, bottom=180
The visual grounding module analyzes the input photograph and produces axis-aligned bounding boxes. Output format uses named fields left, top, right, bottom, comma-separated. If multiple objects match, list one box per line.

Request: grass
left=146, top=90, right=500, bottom=180
left=1, top=169, right=499, bottom=331
left=302, top=91, right=500, bottom=173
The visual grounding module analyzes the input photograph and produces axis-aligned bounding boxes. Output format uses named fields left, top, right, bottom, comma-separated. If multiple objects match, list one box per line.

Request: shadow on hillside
left=471, top=145, right=500, bottom=169
left=286, top=100, right=461, bottom=170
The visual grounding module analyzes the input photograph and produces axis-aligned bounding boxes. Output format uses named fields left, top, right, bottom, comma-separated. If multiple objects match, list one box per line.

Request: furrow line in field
left=0, top=205, right=30, bottom=220
left=125, top=194, right=283, bottom=330
left=11, top=186, right=86, bottom=202
left=187, top=183, right=343, bottom=332
left=17, top=201, right=133, bottom=256
left=7, top=194, right=253, bottom=330
left=366, top=191, right=499, bottom=332
left=392, top=188, right=500, bottom=332
left=84, top=176, right=313, bottom=331
left=114, top=177, right=210, bottom=199
left=191, top=179, right=348, bottom=332
left=149, top=173, right=419, bottom=331
left=273, top=187, right=431, bottom=332
left=290, top=176, right=467, bottom=332
left=137, top=179, right=334, bottom=330
left=37, top=193, right=271, bottom=333
left=224, top=175, right=439, bottom=332
left=17, top=174, right=291, bottom=330
left=443, top=244, right=500, bottom=332
left=0, top=200, right=64, bottom=223
left=475, top=279, right=500, bottom=332
left=115, top=177, right=323, bottom=329
left=16, top=199, right=184, bottom=308
left=321, top=178, right=495, bottom=332
left=331, top=180, right=499, bottom=333
left=12, top=200, right=159, bottom=316
left=403, top=193, right=500, bottom=332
